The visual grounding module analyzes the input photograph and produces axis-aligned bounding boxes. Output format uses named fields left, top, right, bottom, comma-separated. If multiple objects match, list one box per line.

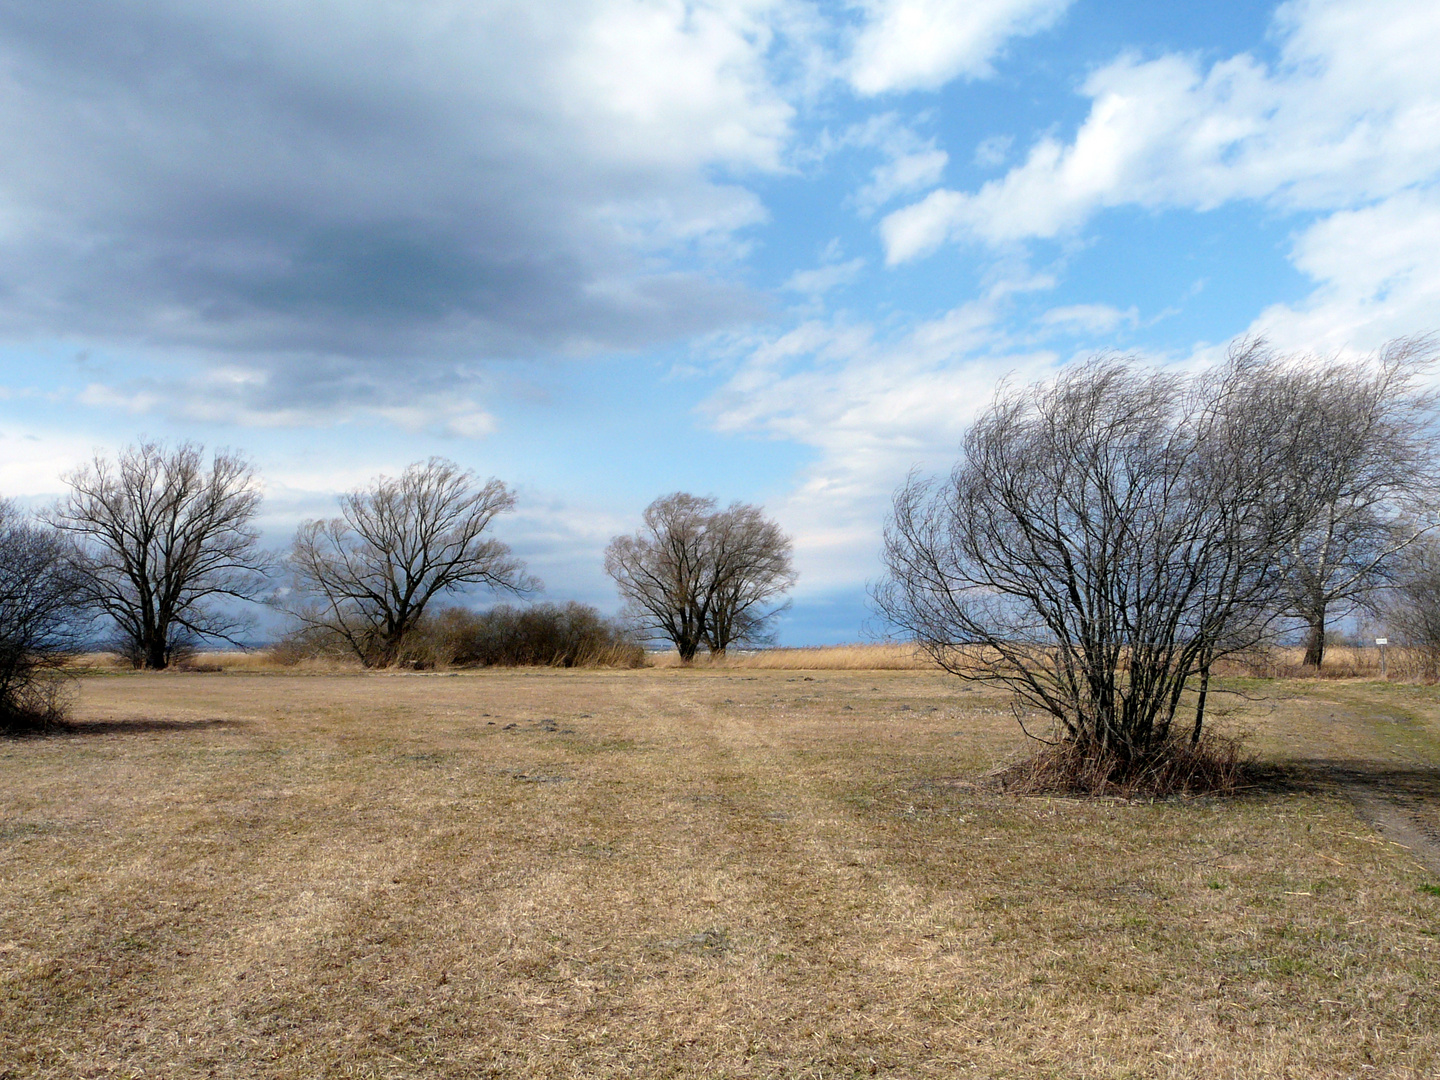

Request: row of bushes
left=273, top=601, right=644, bottom=669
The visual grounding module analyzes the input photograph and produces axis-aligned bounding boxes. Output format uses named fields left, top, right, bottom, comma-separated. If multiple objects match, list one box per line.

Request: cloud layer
left=848, top=0, right=1071, bottom=95
left=0, top=1, right=798, bottom=404
left=0, top=0, right=1079, bottom=426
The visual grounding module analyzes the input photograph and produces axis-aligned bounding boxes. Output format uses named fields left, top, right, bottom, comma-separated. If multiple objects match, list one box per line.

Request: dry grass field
left=3, top=667, right=1440, bottom=1078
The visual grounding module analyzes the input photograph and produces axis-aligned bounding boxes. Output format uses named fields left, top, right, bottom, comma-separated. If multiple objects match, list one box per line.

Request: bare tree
left=701, top=503, right=796, bottom=656
left=604, top=494, right=715, bottom=663
left=605, top=493, right=795, bottom=661
left=1380, top=531, right=1440, bottom=679
left=1244, top=336, right=1440, bottom=668
left=0, top=500, right=91, bottom=729
left=283, top=458, right=535, bottom=666
left=876, top=355, right=1308, bottom=763
left=48, top=442, right=270, bottom=669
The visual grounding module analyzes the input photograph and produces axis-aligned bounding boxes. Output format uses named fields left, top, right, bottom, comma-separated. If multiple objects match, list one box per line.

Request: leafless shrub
left=269, top=624, right=357, bottom=667
left=414, top=603, right=644, bottom=668
left=0, top=500, right=90, bottom=732
left=994, top=728, right=1247, bottom=799
left=272, top=602, right=643, bottom=669
left=1381, top=532, right=1440, bottom=680
left=878, top=353, right=1307, bottom=770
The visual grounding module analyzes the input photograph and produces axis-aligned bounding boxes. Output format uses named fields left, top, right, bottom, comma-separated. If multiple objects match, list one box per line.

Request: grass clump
left=995, top=729, right=1248, bottom=799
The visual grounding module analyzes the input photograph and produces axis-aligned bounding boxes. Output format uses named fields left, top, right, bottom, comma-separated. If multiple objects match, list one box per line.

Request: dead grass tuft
left=995, top=729, right=1249, bottom=799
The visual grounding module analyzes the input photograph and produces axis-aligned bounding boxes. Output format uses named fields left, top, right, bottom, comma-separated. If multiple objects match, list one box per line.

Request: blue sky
left=0, top=0, right=1437, bottom=644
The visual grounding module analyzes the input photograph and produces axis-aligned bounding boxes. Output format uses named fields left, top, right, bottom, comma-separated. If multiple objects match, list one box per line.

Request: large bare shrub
left=282, top=458, right=536, bottom=667
left=877, top=353, right=1309, bottom=779
left=47, top=442, right=270, bottom=670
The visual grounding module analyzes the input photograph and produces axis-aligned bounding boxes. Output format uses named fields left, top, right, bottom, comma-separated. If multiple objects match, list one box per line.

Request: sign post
left=1376, top=637, right=1388, bottom=680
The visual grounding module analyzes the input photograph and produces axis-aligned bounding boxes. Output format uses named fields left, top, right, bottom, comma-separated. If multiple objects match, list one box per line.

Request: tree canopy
left=605, top=493, right=795, bottom=661
left=47, top=442, right=270, bottom=669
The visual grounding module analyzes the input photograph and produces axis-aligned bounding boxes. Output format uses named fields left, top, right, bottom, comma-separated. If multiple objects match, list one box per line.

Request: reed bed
left=646, top=642, right=936, bottom=669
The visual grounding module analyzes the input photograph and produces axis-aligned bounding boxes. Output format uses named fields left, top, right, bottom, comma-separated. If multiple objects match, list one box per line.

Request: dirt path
left=1288, top=685, right=1440, bottom=875
left=1314, top=760, right=1440, bottom=875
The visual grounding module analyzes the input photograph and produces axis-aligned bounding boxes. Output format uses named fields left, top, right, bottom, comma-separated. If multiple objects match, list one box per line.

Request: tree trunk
left=677, top=637, right=699, bottom=663
left=1191, top=658, right=1212, bottom=747
left=1302, top=612, right=1327, bottom=669
left=145, top=637, right=168, bottom=670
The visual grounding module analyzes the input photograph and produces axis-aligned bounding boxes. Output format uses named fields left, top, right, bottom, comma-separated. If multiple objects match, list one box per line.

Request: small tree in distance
left=605, top=493, right=795, bottom=661
left=282, top=458, right=536, bottom=667
left=1381, top=532, right=1440, bottom=680
left=700, top=502, right=796, bottom=656
left=48, top=442, right=270, bottom=669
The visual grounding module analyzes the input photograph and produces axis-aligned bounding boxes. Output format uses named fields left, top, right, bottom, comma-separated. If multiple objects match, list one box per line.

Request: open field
left=3, top=669, right=1440, bottom=1078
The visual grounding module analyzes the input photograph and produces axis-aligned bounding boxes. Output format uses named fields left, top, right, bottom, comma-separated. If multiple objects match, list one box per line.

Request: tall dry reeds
left=647, top=643, right=936, bottom=670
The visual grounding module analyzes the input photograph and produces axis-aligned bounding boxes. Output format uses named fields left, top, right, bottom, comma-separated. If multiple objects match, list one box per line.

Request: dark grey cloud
left=0, top=0, right=793, bottom=412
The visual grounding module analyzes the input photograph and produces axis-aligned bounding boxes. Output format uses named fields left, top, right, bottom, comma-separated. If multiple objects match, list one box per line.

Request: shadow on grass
left=3, top=717, right=247, bottom=739
left=1243, top=758, right=1440, bottom=801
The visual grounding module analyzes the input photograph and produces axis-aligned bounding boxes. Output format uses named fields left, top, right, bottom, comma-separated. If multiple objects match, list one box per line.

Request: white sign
left=1375, top=637, right=1388, bottom=646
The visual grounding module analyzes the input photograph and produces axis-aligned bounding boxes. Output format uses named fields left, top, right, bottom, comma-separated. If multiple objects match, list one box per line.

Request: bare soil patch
left=2, top=669, right=1438, bottom=1078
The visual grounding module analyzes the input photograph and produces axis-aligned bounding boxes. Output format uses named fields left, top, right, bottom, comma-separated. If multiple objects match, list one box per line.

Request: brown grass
left=69, top=641, right=1424, bottom=680
left=2, top=667, right=1439, bottom=1077
left=648, top=642, right=935, bottom=669
left=995, top=729, right=1248, bottom=799
left=1216, top=644, right=1417, bottom=680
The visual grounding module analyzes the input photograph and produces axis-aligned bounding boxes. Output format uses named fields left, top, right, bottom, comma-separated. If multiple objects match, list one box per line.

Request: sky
left=1, top=0, right=1438, bottom=644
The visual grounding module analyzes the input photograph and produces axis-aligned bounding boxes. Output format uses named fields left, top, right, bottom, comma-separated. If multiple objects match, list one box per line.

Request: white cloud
left=783, top=257, right=866, bottom=296
left=848, top=0, right=1072, bottom=95
left=880, top=0, right=1440, bottom=258
left=880, top=188, right=970, bottom=263
left=0, top=428, right=95, bottom=499
left=1040, top=303, right=1138, bottom=335
left=857, top=147, right=950, bottom=212
left=1246, top=187, right=1440, bottom=352
left=706, top=293, right=1059, bottom=590
left=818, top=113, right=950, bottom=214
left=974, top=134, right=1013, bottom=167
